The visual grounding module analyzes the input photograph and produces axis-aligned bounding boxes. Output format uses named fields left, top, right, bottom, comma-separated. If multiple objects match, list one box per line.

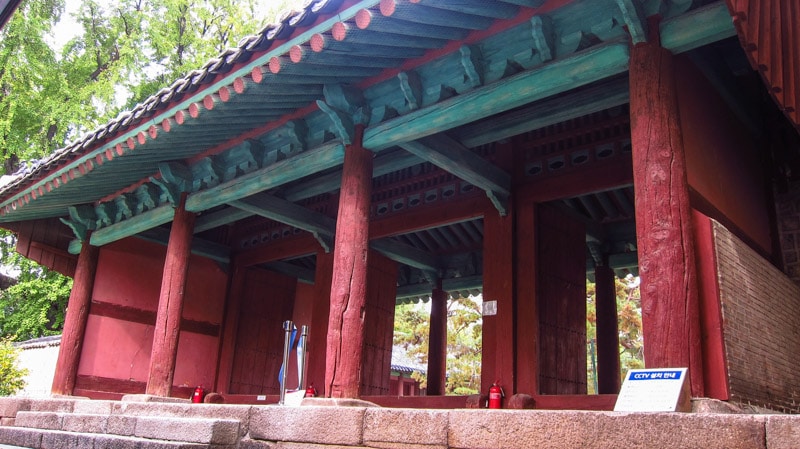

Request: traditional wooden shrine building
left=1, top=0, right=799, bottom=411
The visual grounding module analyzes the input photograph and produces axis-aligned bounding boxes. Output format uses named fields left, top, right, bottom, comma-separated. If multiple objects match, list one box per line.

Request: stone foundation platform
left=0, top=397, right=797, bottom=448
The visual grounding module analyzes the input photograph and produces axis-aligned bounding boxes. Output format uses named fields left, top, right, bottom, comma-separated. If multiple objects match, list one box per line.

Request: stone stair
left=0, top=398, right=246, bottom=448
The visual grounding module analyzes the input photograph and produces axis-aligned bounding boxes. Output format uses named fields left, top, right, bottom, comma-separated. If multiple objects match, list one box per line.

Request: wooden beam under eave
left=454, top=77, right=630, bottom=149
left=230, top=193, right=336, bottom=239
left=363, top=41, right=631, bottom=152
left=89, top=204, right=175, bottom=248
left=194, top=207, right=252, bottom=234
left=399, top=134, right=510, bottom=215
left=370, top=238, right=439, bottom=274
left=370, top=194, right=490, bottom=240
left=235, top=234, right=320, bottom=268
left=185, top=140, right=345, bottom=214
left=659, top=1, right=736, bottom=54
left=135, top=227, right=231, bottom=264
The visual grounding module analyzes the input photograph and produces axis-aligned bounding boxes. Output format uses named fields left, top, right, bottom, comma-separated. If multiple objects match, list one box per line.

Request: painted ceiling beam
left=89, top=204, right=175, bottom=248
left=364, top=3, right=734, bottom=152
left=185, top=140, right=344, bottom=213
left=363, top=41, right=631, bottom=152
left=190, top=150, right=423, bottom=234
left=276, top=76, right=628, bottom=222
left=399, top=134, right=511, bottom=216
left=229, top=190, right=441, bottom=272
left=194, top=207, right=252, bottom=234
left=371, top=238, right=440, bottom=274
left=229, top=192, right=336, bottom=252
left=282, top=149, right=421, bottom=202
left=659, top=1, right=736, bottom=54
left=135, top=227, right=231, bottom=264
left=455, top=76, right=630, bottom=149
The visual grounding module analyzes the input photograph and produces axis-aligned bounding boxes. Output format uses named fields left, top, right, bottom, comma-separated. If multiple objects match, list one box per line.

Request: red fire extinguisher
left=304, top=385, right=317, bottom=398
left=192, top=386, right=205, bottom=403
left=488, top=382, right=504, bottom=409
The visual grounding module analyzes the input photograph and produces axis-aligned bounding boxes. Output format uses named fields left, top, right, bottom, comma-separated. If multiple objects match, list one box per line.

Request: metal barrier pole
left=297, top=325, right=309, bottom=390
left=279, top=320, right=293, bottom=405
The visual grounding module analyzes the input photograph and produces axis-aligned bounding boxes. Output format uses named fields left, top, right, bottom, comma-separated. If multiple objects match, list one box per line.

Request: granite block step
left=13, top=411, right=240, bottom=445
left=0, top=426, right=234, bottom=449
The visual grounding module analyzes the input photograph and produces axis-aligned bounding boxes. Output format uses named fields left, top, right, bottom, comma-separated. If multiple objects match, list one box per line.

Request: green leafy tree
left=586, top=275, right=644, bottom=393
left=394, top=295, right=482, bottom=395
left=0, top=338, right=28, bottom=396
left=0, top=0, right=300, bottom=340
left=0, top=234, right=73, bottom=341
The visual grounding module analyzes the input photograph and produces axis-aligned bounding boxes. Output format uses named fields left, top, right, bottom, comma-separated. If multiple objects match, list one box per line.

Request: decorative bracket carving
left=61, top=204, right=97, bottom=241
left=530, top=15, right=555, bottom=63
left=459, top=45, right=484, bottom=89
left=615, top=0, right=648, bottom=44
left=398, top=71, right=423, bottom=111
left=318, top=84, right=370, bottom=144
left=158, top=161, right=194, bottom=193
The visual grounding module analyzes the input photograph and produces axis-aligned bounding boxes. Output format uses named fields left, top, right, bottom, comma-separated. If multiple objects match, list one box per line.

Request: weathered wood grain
left=51, top=239, right=100, bottom=395
left=630, top=41, right=703, bottom=396
left=325, top=129, right=373, bottom=398
left=145, top=195, right=196, bottom=397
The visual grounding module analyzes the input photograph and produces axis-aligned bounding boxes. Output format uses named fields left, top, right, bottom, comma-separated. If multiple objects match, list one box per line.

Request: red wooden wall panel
left=360, top=251, right=398, bottom=396
left=228, top=267, right=296, bottom=395
left=537, top=204, right=587, bottom=395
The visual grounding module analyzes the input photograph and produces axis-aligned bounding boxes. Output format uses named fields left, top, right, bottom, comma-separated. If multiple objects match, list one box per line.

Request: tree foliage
left=0, top=338, right=28, bottom=396
left=586, top=275, right=644, bottom=393
left=393, top=295, right=482, bottom=395
left=0, top=0, right=298, bottom=341
left=0, top=236, right=73, bottom=341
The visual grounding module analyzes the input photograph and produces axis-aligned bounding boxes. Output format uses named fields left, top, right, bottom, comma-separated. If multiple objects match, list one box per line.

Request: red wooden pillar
left=594, top=263, right=620, bottom=394
left=426, top=280, right=447, bottom=395
left=325, top=126, right=373, bottom=398
left=214, top=260, right=245, bottom=394
left=306, top=250, right=334, bottom=396
left=51, top=239, right=99, bottom=395
left=146, top=194, right=196, bottom=397
left=514, top=201, right=538, bottom=395
left=481, top=205, right=515, bottom=395
left=630, top=39, right=704, bottom=395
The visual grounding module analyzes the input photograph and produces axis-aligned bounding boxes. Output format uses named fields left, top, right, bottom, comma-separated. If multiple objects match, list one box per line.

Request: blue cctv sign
left=628, top=370, right=683, bottom=381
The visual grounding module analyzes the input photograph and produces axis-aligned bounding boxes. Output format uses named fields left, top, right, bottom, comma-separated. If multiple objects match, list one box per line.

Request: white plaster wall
left=13, top=340, right=59, bottom=398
